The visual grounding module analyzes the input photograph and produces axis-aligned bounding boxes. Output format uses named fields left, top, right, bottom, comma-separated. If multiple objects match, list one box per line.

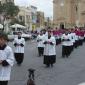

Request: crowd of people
left=36, top=27, right=85, bottom=67
left=0, top=26, right=85, bottom=85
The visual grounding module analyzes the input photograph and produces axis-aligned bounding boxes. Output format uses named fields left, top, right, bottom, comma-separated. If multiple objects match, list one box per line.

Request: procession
left=1, top=0, right=85, bottom=85
left=0, top=26, right=85, bottom=85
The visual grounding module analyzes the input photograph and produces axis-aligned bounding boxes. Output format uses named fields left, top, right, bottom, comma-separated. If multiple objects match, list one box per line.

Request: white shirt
left=61, top=33, right=73, bottom=46
left=0, top=46, right=14, bottom=81
left=37, top=34, right=44, bottom=47
left=44, top=36, right=56, bottom=55
left=13, top=37, right=25, bottom=53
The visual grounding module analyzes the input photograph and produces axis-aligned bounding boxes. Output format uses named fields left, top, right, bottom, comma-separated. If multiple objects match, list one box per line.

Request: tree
left=0, top=2, right=19, bottom=31
left=2, top=2, right=19, bottom=19
left=0, top=3, right=3, bottom=13
left=0, top=2, right=19, bottom=20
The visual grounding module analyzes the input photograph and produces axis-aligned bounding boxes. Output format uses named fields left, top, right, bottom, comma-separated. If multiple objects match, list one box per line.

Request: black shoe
left=66, top=56, right=69, bottom=58
left=46, top=65, right=50, bottom=68
left=41, top=54, right=43, bottom=56
left=51, top=64, right=53, bottom=67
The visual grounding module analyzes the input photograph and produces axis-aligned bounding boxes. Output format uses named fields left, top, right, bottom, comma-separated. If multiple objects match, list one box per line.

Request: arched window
left=76, top=5, right=78, bottom=12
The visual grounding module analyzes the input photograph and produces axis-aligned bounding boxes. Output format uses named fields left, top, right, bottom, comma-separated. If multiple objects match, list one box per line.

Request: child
left=43, top=30, right=56, bottom=67
left=0, top=33, right=14, bottom=85
left=36, top=30, right=44, bottom=57
left=13, top=32, right=25, bottom=65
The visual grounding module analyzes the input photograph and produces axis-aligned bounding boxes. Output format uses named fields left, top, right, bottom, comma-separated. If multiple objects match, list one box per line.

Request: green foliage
left=0, top=3, right=3, bottom=13
left=0, top=2, right=19, bottom=18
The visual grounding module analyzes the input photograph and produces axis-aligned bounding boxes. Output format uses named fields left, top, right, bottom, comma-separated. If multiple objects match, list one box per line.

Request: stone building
left=36, top=11, right=44, bottom=28
left=53, top=0, right=85, bottom=28
left=17, top=7, right=32, bottom=30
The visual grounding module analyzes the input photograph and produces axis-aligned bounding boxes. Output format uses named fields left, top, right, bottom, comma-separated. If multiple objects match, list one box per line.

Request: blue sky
left=14, top=0, right=53, bottom=18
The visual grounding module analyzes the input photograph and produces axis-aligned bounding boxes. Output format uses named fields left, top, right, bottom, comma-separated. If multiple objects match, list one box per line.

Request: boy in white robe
left=0, top=33, right=14, bottom=85
left=13, top=32, right=25, bottom=65
left=43, top=30, right=56, bottom=67
left=37, top=31, right=44, bottom=57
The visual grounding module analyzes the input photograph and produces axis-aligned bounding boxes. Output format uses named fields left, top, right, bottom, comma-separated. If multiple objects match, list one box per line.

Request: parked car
left=8, top=32, right=17, bottom=41
left=22, top=33, right=32, bottom=40
left=8, top=31, right=32, bottom=41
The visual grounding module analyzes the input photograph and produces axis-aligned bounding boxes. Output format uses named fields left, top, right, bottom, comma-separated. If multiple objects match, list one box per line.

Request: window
left=76, top=5, right=78, bottom=13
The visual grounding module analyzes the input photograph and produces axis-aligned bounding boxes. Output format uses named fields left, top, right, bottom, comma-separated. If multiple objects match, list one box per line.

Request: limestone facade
left=53, top=0, right=85, bottom=28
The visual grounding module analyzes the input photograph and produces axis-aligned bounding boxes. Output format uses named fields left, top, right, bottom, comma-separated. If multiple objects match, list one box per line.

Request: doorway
left=60, top=23, right=64, bottom=29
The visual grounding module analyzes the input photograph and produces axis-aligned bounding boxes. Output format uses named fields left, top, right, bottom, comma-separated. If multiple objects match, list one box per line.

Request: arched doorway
left=60, top=23, right=64, bottom=29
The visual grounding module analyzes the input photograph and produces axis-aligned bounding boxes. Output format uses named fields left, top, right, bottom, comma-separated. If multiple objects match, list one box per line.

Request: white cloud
left=14, top=0, right=53, bottom=17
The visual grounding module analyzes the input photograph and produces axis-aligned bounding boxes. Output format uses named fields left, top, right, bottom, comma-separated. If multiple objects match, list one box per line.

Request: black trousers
left=38, top=47, right=44, bottom=56
left=44, top=55, right=56, bottom=65
left=62, top=46, right=72, bottom=58
left=0, top=81, right=8, bottom=85
left=84, top=38, right=85, bottom=42
left=79, top=40, right=83, bottom=46
left=56, top=39, right=61, bottom=45
left=14, top=53, right=24, bottom=64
